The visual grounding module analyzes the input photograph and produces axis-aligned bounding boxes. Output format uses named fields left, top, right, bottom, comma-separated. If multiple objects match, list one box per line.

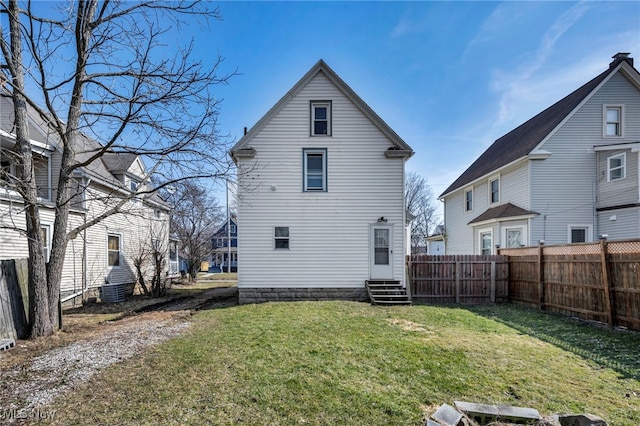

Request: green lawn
left=48, top=302, right=640, bottom=425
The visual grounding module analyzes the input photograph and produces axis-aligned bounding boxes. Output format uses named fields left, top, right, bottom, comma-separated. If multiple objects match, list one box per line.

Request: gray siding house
left=231, top=60, right=413, bottom=303
left=441, top=53, right=640, bottom=254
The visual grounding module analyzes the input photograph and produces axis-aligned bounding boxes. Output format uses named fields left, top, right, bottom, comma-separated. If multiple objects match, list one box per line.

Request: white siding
left=237, top=71, right=406, bottom=289
left=598, top=207, right=640, bottom=239
left=532, top=72, right=640, bottom=244
left=443, top=161, right=529, bottom=254
left=597, top=149, right=638, bottom=208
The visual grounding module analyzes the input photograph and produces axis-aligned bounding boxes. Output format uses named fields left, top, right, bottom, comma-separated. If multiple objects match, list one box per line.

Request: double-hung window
left=311, top=101, right=331, bottom=136
left=480, top=231, right=492, bottom=255
left=107, top=233, right=122, bottom=267
left=303, top=149, right=327, bottom=191
left=489, top=177, right=499, bottom=204
left=604, top=105, right=623, bottom=137
left=464, top=188, right=473, bottom=212
left=275, top=227, right=289, bottom=249
left=607, top=153, right=626, bottom=181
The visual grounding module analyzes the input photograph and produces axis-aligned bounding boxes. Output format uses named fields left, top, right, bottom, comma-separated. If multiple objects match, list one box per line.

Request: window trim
left=479, top=228, right=493, bottom=255
left=310, top=101, right=332, bottom=136
left=503, top=226, right=526, bottom=248
left=464, top=188, right=473, bottom=212
left=607, top=152, right=626, bottom=182
left=107, top=232, right=123, bottom=268
left=274, top=226, right=290, bottom=250
left=488, top=176, right=500, bottom=205
left=303, top=148, right=328, bottom=192
left=567, top=224, right=592, bottom=244
left=40, top=224, right=52, bottom=263
left=603, top=105, right=624, bottom=138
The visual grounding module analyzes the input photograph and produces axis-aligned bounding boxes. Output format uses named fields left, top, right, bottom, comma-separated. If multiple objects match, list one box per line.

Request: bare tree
left=0, top=1, right=233, bottom=337
left=405, top=171, right=439, bottom=253
left=132, top=223, right=170, bottom=297
left=169, top=180, right=222, bottom=281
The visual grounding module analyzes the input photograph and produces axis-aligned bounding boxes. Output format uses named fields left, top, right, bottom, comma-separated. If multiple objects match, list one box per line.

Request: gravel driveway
left=0, top=286, right=237, bottom=423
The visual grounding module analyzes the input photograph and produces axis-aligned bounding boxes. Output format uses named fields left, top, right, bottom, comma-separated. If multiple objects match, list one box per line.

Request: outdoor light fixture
left=377, top=216, right=388, bottom=223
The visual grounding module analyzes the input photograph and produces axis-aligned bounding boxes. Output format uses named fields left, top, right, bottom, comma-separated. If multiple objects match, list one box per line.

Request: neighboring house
left=211, top=217, right=238, bottom=272
left=440, top=53, right=640, bottom=254
left=230, top=60, right=413, bottom=303
left=0, top=93, right=173, bottom=302
left=426, top=225, right=445, bottom=255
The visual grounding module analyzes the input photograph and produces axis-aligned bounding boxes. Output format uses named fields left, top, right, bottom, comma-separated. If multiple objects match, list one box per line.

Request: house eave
left=440, top=156, right=528, bottom=199
left=385, top=148, right=414, bottom=159
left=468, top=214, right=538, bottom=228
left=594, top=142, right=640, bottom=152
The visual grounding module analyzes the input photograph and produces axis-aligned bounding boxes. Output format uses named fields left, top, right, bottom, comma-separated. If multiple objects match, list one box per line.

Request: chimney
left=243, top=126, right=248, bottom=135
left=610, top=52, right=633, bottom=68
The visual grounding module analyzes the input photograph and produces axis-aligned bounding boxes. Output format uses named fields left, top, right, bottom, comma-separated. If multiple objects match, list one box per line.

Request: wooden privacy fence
left=0, top=259, right=29, bottom=341
left=499, top=239, right=640, bottom=331
left=408, top=255, right=509, bottom=304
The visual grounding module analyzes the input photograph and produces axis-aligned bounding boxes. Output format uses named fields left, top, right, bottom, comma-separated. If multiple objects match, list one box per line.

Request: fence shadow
left=466, top=304, right=640, bottom=381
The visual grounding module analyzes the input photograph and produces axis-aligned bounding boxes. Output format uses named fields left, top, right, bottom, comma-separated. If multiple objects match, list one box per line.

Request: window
left=568, top=225, right=592, bottom=243
left=107, top=234, right=122, bottom=267
left=607, top=153, right=626, bottom=181
left=1, top=158, right=15, bottom=185
left=464, top=188, right=473, bottom=212
left=480, top=231, right=492, bottom=255
left=275, top=226, right=289, bottom=249
left=130, top=179, right=139, bottom=192
left=230, top=225, right=236, bottom=234
left=154, top=209, right=161, bottom=219
left=303, top=149, right=327, bottom=191
left=489, top=177, right=499, bottom=204
left=604, top=105, right=623, bottom=137
left=40, top=225, right=51, bottom=262
left=311, top=101, right=331, bottom=136
left=505, top=228, right=523, bottom=248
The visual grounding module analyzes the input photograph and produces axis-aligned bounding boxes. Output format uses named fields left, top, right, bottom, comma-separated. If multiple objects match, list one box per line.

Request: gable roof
left=467, top=202, right=538, bottom=225
left=230, top=59, right=413, bottom=160
left=441, top=54, right=640, bottom=198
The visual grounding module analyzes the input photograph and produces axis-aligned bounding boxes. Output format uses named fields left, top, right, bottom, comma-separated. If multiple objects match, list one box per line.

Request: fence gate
left=408, top=255, right=509, bottom=304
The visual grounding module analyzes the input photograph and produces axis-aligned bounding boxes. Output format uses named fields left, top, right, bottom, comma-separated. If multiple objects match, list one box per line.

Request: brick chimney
left=610, top=52, right=633, bottom=68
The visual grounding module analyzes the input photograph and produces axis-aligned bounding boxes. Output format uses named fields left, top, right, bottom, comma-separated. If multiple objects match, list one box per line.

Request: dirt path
left=0, top=286, right=238, bottom=421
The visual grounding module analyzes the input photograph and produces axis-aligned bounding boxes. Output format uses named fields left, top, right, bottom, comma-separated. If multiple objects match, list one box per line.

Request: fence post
left=599, top=237, right=615, bottom=327
left=455, top=260, right=461, bottom=304
left=490, top=260, right=496, bottom=303
left=537, top=241, right=545, bottom=311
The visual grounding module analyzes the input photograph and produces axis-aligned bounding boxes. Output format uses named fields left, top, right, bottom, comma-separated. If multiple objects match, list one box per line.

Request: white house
left=230, top=60, right=413, bottom=303
left=0, top=93, right=174, bottom=303
left=440, top=53, right=640, bottom=254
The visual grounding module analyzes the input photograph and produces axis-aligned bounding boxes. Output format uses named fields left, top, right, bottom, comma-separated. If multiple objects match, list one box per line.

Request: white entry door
left=370, top=225, right=393, bottom=279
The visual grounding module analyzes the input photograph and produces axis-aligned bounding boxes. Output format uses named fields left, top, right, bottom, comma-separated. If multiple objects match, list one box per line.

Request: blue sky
left=196, top=1, right=639, bottom=218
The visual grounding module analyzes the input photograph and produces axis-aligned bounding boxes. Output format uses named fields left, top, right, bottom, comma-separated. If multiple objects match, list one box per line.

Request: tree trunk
left=6, top=0, right=55, bottom=337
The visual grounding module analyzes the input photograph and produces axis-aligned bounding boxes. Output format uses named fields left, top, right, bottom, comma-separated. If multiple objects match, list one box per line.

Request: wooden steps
left=366, top=280, right=412, bottom=306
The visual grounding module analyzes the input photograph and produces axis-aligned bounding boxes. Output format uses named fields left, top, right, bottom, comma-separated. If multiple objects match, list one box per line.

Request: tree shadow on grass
left=467, top=304, right=640, bottom=380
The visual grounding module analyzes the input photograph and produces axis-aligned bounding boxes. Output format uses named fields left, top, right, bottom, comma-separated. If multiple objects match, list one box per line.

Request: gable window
left=107, top=233, right=122, bottom=267
left=303, top=149, right=327, bottom=191
left=568, top=225, right=592, bottom=243
left=607, top=153, right=626, bottom=181
left=311, top=101, right=331, bottom=136
left=130, top=178, right=139, bottom=192
left=275, top=226, right=289, bottom=249
left=464, top=188, right=473, bottom=212
left=489, top=177, right=499, bottom=204
left=604, top=105, right=623, bottom=137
